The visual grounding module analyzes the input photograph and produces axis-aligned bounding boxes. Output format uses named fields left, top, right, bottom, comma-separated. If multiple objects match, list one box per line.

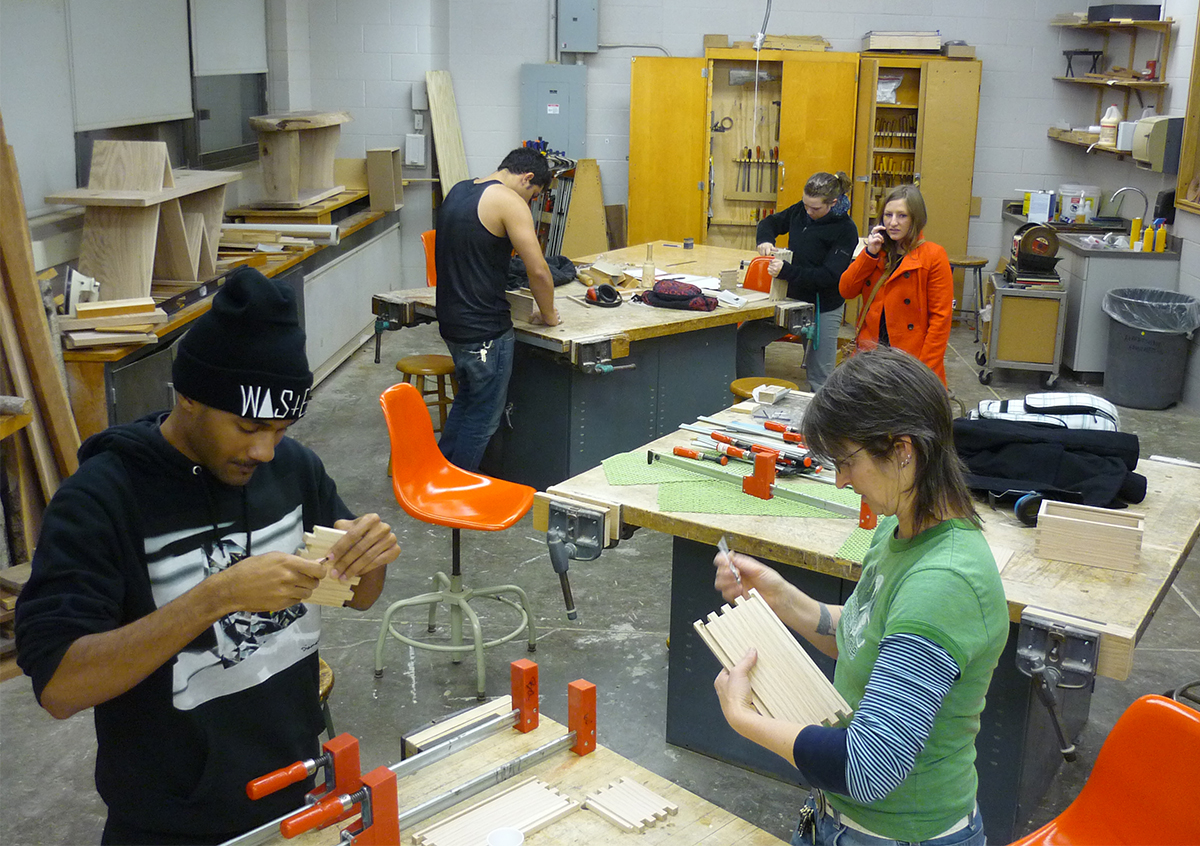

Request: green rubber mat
left=837, top=526, right=876, bottom=563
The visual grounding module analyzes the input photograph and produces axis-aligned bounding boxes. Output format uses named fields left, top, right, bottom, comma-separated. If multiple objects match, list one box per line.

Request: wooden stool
left=318, top=657, right=336, bottom=738
left=395, top=355, right=458, bottom=431
left=948, top=255, right=988, bottom=343
left=730, top=376, right=799, bottom=399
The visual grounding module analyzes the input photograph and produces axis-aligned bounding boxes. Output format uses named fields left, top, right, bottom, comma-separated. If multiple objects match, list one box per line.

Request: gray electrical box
left=519, top=63, right=587, bottom=159
left=558, top=0, right=598, bottom=53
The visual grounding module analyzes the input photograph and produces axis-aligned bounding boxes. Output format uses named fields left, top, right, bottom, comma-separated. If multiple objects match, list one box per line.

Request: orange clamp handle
left=711, top=432, right=733, bottom=445
left=280, top=794, right=348, bottom=839
left=673, top=446, right=700, bottom=459
left=248, top=761, right=309, bottom=800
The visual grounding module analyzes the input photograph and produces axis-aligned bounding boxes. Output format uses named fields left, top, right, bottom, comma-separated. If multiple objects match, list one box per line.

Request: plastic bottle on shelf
left=1142, top=225, right=1155, bottom=252
left=1130, top=216, right=1143, bottom=248
left=1099, top=105, right=1122, bottom=146
left=1154, top=224, right=1168, bottom=252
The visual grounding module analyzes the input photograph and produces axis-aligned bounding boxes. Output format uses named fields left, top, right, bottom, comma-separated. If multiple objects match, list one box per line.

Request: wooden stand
left=366, top=148, right=405, bottom=212
left=248, top=111, right=352, bottom=208
left=45, top=140, right=240, bottom=300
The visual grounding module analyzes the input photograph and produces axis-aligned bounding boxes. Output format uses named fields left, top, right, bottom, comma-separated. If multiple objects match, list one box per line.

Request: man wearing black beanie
left=16, top=267, right=401, bottom=845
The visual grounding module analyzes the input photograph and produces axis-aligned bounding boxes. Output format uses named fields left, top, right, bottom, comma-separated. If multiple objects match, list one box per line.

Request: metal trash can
left=1102, top=288, right=1200, bottom=409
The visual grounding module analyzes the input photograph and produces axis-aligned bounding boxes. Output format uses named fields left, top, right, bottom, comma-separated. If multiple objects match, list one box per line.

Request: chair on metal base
left=373, top=382, right=537, bottom=700
left=1008, top=694, right=1200, bottom=845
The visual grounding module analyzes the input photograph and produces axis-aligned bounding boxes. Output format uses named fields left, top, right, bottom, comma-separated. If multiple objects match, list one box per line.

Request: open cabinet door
left=915, top=60, right=981, bottom=257
left=628, top=56, right=707, bottom=245
left=850, top=57, right=879, bottom=235
left=777, top=53, right=859, bottom=213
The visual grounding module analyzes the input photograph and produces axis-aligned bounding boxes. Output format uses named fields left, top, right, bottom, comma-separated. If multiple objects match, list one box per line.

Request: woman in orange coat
left=839, top=185, right=953, bottom=385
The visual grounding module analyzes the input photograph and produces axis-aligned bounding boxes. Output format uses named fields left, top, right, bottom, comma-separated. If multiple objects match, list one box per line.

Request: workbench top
left=374, top=241, right=779, bottom=356
left=545, top=397, right=1200, bottom=681
left=281, top=716, right=786, bottom=846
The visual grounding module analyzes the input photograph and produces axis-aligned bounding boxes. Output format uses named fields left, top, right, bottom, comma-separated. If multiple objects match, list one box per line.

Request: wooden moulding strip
left=0, top=122, right=81, bottom=478
left=0, top=265, right=61, bottom=500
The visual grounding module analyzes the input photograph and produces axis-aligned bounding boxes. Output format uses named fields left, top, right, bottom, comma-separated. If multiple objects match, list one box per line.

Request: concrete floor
left=2, top=320, right=1199, bottom=845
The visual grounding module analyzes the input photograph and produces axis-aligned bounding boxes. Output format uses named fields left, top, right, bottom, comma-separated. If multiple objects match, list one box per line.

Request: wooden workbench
left=540, top=395, right=1200, bottom=842
left=279, top=716, right=786, bottom=846
left=373, top=241, right=789, bottom=489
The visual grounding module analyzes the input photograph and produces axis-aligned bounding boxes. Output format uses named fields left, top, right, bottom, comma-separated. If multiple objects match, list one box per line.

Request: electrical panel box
left=558, top=0, right=598, bottom=53
left=519, top=63, right=587, bottom=159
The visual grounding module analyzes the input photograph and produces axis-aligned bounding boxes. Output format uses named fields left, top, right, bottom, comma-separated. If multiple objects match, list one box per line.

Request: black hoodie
left=16, top=414, right=353, bottom=838
left=754, top=200, right=859, bottom=313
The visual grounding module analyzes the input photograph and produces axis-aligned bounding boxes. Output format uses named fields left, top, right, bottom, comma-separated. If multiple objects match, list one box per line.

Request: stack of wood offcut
left=0, top=564, right=30, bottom=659
left=1, top=110, right=83, bottom=563
left=58, top=297, right=166, bottom=349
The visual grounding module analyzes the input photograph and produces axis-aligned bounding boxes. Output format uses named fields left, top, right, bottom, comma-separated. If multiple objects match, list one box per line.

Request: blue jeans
left=438, top=329, right=515, bottom=472
left=735, top=304, right=843, bottom=392
left=791, top=794, right=986, bottom=846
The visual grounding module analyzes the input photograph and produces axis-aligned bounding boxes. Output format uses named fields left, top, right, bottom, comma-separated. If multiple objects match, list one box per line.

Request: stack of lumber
left=694, top=589, right=852, bottom=728
left=0, top=563, right=29, bottom=658
left=0, top=110, right=82, bottom=547
left=58, top=297, right=165, bottom=349
left=410, top=777, right=579, bottom=846
left=297, top=525, right=360, bottom=607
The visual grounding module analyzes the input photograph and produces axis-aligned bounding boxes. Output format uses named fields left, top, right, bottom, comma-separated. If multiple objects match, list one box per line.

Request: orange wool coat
left=839, top=240, right=953, bottom=384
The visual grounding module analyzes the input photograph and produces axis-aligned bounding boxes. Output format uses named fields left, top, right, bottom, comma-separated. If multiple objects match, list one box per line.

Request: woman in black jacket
left=736, top=171, right=859, bottom=391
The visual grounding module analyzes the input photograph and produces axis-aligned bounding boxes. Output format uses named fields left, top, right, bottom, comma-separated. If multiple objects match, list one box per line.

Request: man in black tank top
left=434, top=148, right=560, bottom=471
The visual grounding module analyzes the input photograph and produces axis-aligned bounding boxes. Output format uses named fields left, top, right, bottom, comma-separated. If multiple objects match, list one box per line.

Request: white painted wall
left=3, top=0, right=1199, bottom=407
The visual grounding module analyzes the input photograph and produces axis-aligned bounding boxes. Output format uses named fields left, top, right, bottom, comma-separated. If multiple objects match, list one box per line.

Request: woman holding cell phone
left=839, top=185, right=953, bottom=385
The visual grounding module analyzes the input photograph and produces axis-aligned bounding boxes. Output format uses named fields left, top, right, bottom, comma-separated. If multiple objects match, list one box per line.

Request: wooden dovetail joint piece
left=298, top=526, right=360, bottom=606
left=584, top=777, right=678, bottom=832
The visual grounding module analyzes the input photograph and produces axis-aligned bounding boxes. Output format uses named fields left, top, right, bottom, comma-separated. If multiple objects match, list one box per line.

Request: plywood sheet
left=425, top=70, right=470, bottom=196
left=560, top=159, right=607, bottom=259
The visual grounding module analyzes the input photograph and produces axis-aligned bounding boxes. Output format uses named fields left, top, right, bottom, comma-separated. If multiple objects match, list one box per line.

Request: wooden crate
left=1035, top=499, right=1144, bottom=572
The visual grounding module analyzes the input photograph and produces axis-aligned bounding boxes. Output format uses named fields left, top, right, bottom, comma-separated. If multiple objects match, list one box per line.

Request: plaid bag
left=634, top=279, right=718, bottom=311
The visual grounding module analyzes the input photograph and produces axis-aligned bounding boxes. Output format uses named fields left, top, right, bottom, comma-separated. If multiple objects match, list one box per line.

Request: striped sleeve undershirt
left=792, top=632, right=960, bottom=803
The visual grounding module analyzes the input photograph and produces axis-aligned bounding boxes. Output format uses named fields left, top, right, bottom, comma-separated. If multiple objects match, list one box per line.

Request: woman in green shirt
left=713, top=347, right=1008, bottom=846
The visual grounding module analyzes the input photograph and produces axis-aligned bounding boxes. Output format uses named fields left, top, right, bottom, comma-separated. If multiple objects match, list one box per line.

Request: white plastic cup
left=487, top=828, right=525, bottom=846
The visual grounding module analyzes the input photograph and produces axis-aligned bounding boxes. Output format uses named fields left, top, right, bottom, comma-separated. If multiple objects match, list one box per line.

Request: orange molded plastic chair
left=373, top=382, right=537, bottom=699
left=742, top=255, right=772, bottom=292
left=420, top=229, right=437, bottom=288
left=395, top=229, right=456, bottom=436
left=1009, top=694, right=1200, bottom=846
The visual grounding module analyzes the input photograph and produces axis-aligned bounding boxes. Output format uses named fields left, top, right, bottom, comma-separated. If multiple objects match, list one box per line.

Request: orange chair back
left=421, top=230, right=437, bottom=287
left=379, top=382, right=534, bottom=531
left=742, top=255, right=772, bottom=293
left=1010, top=694, right=1200, bottom=846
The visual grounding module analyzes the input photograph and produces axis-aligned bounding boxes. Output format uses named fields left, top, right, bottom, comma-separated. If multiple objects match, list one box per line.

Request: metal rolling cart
left=976, top=272, right=1068, bottom=389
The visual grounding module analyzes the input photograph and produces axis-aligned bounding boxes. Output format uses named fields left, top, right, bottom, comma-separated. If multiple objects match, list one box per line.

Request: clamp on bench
left=1016, top=609, right=1100, bottom=762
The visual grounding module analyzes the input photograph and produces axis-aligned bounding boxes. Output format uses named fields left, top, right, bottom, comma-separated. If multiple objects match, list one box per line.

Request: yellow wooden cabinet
left=629, top=49, right=858, bottom=249
left=630, top=50, right=980, bottom=260
left=851, top=55, right=981, bottom=260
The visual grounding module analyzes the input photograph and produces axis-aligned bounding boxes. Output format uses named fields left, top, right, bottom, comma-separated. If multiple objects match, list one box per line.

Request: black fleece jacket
left=15, top=414, right=352, bottom=839
left=755, top=203, right=859, bottom=313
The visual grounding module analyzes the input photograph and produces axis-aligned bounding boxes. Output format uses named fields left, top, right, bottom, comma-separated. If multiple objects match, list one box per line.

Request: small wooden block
left=0, top=564, right=32, bottom=592
left=58, top=309, right=167, bottom=331
left=505, top=289, right=536, bottom=323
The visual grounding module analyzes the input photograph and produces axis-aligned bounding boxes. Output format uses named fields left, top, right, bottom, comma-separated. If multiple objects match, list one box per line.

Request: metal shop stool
left=730, top=376, right=799, bottom=400
left=948, top=255, right=988, bottom=342
left=318, top=657, right=336, bottom=737
left=374, top=382, right=537, bottom=700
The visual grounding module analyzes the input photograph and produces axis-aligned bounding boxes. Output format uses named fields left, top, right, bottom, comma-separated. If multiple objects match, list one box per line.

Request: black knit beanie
left=172, top=267, right=313, bottom=420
